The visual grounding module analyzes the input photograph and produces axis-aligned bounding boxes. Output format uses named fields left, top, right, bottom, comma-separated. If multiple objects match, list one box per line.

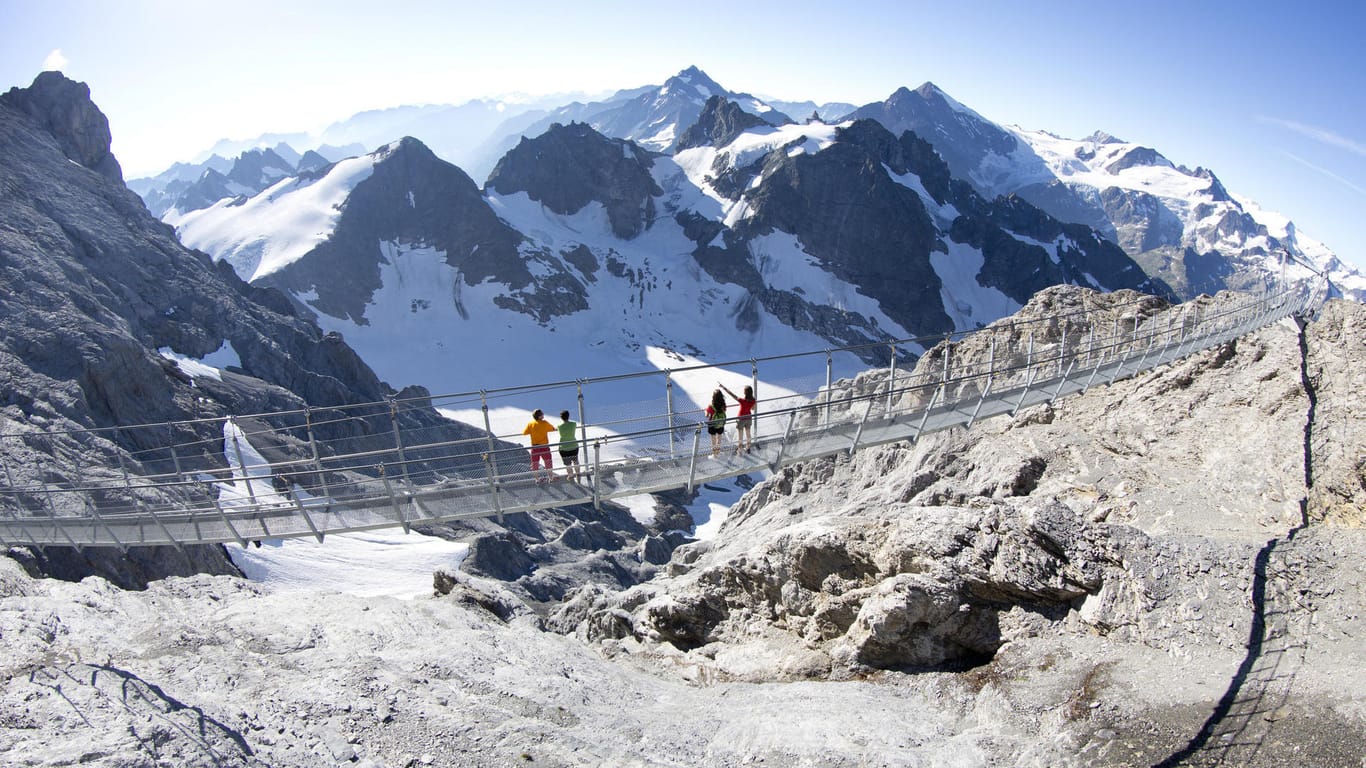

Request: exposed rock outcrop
left=554, top=290, right=1359, bottom=690
left=487, top=122, right=661, bottom=240
left=0, top=70, right=122, bottom=182
left=0, top=73, right=475, bottom=588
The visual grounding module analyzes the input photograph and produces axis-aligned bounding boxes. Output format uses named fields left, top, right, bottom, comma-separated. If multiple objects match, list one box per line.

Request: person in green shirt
left=557, top=410, right=582, bottom=483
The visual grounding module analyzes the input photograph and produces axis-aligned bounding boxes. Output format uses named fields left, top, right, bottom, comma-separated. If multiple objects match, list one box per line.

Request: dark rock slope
left=0, top=73, right=467, bottom=587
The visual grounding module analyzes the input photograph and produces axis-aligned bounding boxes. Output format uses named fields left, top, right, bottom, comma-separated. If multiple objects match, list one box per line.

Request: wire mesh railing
left=0, top=280, right=1328, bottom=548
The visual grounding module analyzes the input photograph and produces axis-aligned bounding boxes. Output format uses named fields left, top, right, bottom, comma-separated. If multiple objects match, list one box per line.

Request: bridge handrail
left=0, top=279, right=1328, bottom=547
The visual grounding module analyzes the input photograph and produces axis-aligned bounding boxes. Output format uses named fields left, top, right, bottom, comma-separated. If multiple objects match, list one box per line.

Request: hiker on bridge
left=720, top=383, right=757, bottom=454
left=557, top=410, right=582, bottom=483
left=705, top=389, right=727, bottom=457
left=522, top=409, right=558, bottom=484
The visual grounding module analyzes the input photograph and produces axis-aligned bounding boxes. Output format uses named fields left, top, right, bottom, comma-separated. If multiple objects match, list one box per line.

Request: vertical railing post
left=1012, top=331, right=1036, bottom=416
left=912, top=382, right=942, bottom=443
left=849, top=395, right=876, bottom=456
left=750, top=359, right=760, bottom=441
left=576, top=379, right=587, bottom=456
left=966, top=339, right=995, bottom=430
left=0, top=455, right=46, bottom=547
left=665, top=372, right=676, bottom=461
left=388, top=397, right=413, bottom=490
left=942, top=337, right=953, bottom=402
left=227, top=417, right=260, bottom=510
left=592, top=439, right=602, bottom=511
left=41, top=480, right=83, bottom=550
left=167, top=424, right=200, bottom=543
left=1057, top=324, right=1068, bottom=378
left=304, top=407, right=332, bottom=501
left=118, top=445, right=181, bottom=550
left=885, top=343, right=898, bottom=416
left=482, top=451, right=504, bottom=524
left=204, top=476, right=248, bottom=547
left=769, top=411, right=798, bottom=471
left=823, top=350, right=833, bottom=426
left=379, top=464, right=409, bottom=534
left=480, top=391, right=502, bottom=488
left=479, top=391, right=504, bottom=523
left=1110, top=318, right=1135, bottom=385
left=685, top=427, right=703, bottom=494
left=289, top=486, right=325, bottom=542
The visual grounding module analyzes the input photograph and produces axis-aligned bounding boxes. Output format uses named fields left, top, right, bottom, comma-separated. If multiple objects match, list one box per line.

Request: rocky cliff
left=0, top=73, right=470, bottom=588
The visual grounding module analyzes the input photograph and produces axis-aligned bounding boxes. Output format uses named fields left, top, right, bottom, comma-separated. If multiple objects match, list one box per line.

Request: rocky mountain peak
left=1195, top=167, right=1233, bottom=202
left=914, top=81, right=947, bottom=100
left=1104, top=145, right=1173, bottom=175
left=225, top=146, right=295, bottom=189
left=668, top=65, right=725, bottom=99
left=675, top=95, right=771, bottom=151
left=486, top=122, right=661, bottom=239
left=296, top=148, right=331, bottom=173
left=1086, top=130, right=1124, bottom=145
left=0, top=70, right=123, bottom=183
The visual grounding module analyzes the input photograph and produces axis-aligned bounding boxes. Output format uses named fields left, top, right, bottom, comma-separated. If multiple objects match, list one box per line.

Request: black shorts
left=559, top=449, right=579, bottom=462
left=707, top=424, right=725, bottom=435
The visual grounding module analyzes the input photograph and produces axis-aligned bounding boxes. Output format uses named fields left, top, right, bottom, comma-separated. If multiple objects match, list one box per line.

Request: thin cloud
left=1281, top=151, right=1366, bottom=197
left=1260, top=116, right=1366, bottom=159
left=42, top=49, right=68, bottom=71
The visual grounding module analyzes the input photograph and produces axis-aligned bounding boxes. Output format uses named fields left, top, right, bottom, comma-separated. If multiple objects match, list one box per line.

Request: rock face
left=731, top=119, right=1169, bottom=338
left=553, top=291, right=1361, bottom=676
left=487, top=122, right=662, bottom=240
left=675, top=95, right=770, bottom=151
left=840, top=82, right=1022, bottom=191
left=0, top=70, right=122, bottom=183
left=0, top=73, right=475, bottom=588
left=1303, top=300, right=1366, bottom=526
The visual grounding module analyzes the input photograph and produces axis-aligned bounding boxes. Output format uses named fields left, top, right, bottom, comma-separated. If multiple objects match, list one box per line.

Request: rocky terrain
left=2, top=294, right=1362, bottom=767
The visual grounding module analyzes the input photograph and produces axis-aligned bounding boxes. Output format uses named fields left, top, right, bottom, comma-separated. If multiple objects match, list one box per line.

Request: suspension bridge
left=0, top=282, right=1328, bottom=550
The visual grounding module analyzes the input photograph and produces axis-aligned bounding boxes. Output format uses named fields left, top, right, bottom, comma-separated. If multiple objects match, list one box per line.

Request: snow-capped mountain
left=137, top=66, right=1361, bottom=302
left=841, top=83, right=1365, bottom=300
left=1004, top=128, right=1366, bottom=298
left=133, top=142, right=364, bottom=218
left=467, top=66, right=796, bottom=182
left=169, top=100, right=1163, bottom=402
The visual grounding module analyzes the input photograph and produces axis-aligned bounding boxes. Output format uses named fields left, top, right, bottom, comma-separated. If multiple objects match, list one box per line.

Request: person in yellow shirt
left=522, top=409, right=558, bottom=484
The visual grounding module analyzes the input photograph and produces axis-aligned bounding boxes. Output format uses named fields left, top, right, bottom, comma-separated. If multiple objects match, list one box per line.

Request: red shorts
left=530, top=445, right=552, bottom=470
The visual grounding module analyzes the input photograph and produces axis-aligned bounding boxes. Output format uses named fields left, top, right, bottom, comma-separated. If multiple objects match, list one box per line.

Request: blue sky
left=3, top=0, right=1363, bottom=269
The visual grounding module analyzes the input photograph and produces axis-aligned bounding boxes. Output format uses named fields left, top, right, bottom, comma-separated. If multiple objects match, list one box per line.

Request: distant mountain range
left=133, top=66, right=1363, bottom=310
left=164, top=94, right=1167, bottom=399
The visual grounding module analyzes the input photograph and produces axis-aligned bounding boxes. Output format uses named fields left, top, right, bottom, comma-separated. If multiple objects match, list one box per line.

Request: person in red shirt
left=721, top=383, right=757, bottom=453
left=522, top=409, right=558, bottom=484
